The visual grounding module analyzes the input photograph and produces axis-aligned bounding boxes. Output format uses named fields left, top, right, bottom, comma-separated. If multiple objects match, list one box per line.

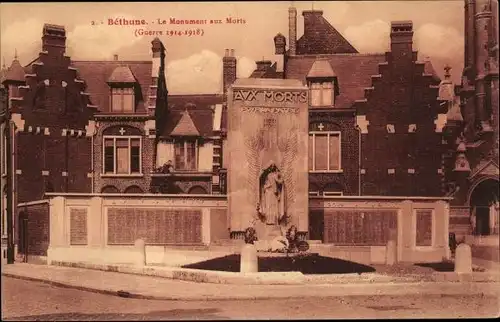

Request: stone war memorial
left=227, top=79, right=309, bottom=249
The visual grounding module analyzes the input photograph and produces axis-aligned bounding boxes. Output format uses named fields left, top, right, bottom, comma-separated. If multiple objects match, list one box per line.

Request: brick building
left=1, top=4, right=479, bottom=261
left=0, top=22, right=233, bottom=260
left=248, top=9, right=447, bottom=198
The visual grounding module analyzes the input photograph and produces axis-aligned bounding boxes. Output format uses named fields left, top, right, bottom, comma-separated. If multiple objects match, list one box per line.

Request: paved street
left=2, top=276, right=499, bottom=320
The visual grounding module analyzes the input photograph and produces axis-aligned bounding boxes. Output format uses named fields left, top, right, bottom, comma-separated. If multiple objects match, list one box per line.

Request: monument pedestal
left=254, top=222, right=286, bottom=252
left=227, top=79, right=309, bottom=236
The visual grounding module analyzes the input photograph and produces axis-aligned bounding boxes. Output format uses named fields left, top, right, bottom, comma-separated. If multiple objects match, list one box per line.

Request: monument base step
left=210, top=239, right=245, bottom=246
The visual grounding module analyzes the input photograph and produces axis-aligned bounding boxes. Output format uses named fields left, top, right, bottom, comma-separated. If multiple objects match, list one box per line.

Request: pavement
left=2, top=262, right=500, bottom=301
left=3, top=277, right=500, bottom=320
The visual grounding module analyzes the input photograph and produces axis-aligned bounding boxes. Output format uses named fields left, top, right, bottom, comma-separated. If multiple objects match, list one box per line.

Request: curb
left=4, top=271, right=500, bottom=301
left=49, top=260, right=500, bottom=285
left=50, top=261, right=308, bottom=285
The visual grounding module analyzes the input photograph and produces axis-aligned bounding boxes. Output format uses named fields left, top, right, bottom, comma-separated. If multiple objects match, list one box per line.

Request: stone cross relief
left=119, top=127, right=126, bottom=135
left=317, top=123, right=324, bottom=131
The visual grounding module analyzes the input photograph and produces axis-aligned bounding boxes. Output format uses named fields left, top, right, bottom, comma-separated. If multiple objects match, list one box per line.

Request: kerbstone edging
left=50, top=260, right=306, bottom=285
left=48, top=260, right=500, bottom=285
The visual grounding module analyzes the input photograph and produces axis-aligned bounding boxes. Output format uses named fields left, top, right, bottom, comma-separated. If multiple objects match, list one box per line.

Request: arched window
left=123, top=185, right=144, bottom=194
left=101, top=185, right=120, bottom=193
left=188, top=186, right=208, bottom=195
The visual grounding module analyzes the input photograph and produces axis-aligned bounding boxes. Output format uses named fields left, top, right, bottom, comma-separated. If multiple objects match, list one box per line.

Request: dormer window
left=174, top=139, right=198, bottom=171
left=306, top=59, right=338, bottom=108
left=111, top=87, right=134, bottom=113
left=310, top=81, right=334, bottom=107
left=170, top=109, right=201, bottom=172
left=107, top=65, right=137, bottom=113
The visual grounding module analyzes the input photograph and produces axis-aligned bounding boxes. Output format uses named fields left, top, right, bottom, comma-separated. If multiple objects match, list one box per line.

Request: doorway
left=470, top=179, right=499, bottom=236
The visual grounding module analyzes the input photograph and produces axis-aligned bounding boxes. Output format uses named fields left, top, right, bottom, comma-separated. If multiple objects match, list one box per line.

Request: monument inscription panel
left=227, top=79, right=309, bottom=236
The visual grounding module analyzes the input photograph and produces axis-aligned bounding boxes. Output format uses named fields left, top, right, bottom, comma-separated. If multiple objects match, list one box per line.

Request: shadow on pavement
left=414, top=262, right=455, bottom=272
left=182, top=254, right=376, bottom=274
left=3, top=308, right=226, bottom=321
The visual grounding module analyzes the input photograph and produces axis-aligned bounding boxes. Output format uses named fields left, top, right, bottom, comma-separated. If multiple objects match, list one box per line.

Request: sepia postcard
left=0, top=0, right=499, bottom=320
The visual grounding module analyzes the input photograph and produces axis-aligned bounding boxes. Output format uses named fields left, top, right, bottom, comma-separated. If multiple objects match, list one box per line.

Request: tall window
left=309, top=132, right=341, bottom=172
left=310, top=82, right=334, bottom=107
left=103, top=137, right=141, bottom=174
left=111, top=87, right=135, bottom=113
left=174, top=139, right=197, bottom=171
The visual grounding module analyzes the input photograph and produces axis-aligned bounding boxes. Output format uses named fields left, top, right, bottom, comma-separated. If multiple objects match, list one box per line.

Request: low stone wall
left=46, top=193, right=229, bottom=265
left=309, top=197, right=451, bottom=263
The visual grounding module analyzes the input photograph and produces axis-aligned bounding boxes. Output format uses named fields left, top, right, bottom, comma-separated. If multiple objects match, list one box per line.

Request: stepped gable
left=71, top=60, right=152, bottom=113
left=286, top=54, right=386, bottom=109
left=296, top=10, right=358, bottom=55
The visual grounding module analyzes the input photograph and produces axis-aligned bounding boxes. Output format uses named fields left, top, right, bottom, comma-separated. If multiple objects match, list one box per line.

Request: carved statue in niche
left=257, top=161, right=285, bottom=225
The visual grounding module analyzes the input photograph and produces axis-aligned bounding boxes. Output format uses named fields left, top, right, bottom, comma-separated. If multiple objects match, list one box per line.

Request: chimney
left=42, top=24, right=66, bottom=57
left=390, top=21, right=414, bottom=59
left=302, top=10, right=323, bottom=36
left=113, top=54, right=118, bottom=61
left=289, top=7, right=297, bottom=56
left=151, top=37, right=165, bottom=79
left=223, top=48, right=237, bottom=98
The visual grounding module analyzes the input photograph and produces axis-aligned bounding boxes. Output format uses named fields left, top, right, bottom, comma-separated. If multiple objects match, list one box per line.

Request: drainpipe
left=356, top=124, right=362, bottom=196
left=90, top=134, right=94, bottom=193
left=6, top=116, right=14, bottom=263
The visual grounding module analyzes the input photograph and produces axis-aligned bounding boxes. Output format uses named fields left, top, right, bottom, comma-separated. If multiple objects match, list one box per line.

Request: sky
left=0, top=1, right=465, bottom=94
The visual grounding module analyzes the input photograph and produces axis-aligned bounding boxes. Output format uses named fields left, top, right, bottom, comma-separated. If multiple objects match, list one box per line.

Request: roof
left=249, top=62, right=283, bottom=79
left=72, top=60, right=152, bottom=112
left=285, top=54, right=386, bottom=109
left=170, top=110, right=200, bottom=136
left=160, top=94, right=223, bottom=137
left=306, top=59, right=336, bottom=78
left=296, top=10, right=358, bottom=55
left=0, top=66, right=7, bottom=84
left=4, top=59, right=25, bottom=83
left=167, top=94, right=223, bottom=109
left=107, top=66, right=137, bottom=83
left=423, top=59, right=441, bottom=83
left=233, top=78, right=305, bottom=88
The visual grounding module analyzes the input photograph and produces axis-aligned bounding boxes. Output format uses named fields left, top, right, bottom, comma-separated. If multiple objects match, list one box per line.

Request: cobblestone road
left=2, top=277, right=499, bottom=320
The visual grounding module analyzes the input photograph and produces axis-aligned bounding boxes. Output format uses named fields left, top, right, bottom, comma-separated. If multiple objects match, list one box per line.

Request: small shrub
left=244, top=227, right=258, bottom=244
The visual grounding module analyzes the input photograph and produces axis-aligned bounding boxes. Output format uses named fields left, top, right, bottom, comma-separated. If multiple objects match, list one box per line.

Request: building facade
left=2, top=4, right=483, bottom=262
left=249, top=10, right=446, bottom=199
left=443, top=0, right=499, bottom=238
